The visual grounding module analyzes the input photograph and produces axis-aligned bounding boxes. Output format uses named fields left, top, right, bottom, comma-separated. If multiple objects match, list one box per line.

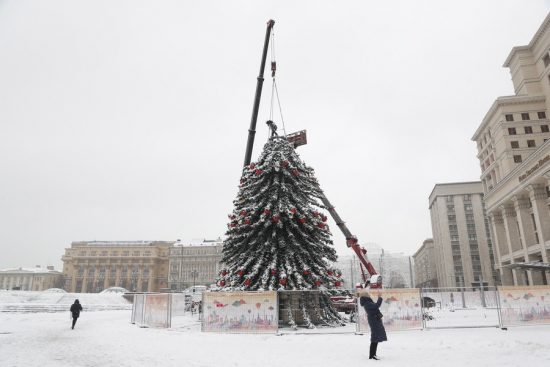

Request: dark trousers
left=72, top=317, right=78, bottom=329
left=369, top=342, right=378, bottom=358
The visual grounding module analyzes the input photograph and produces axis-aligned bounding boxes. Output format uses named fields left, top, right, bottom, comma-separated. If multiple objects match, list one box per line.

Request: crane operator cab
left=368, top=274, right=383, bottom=289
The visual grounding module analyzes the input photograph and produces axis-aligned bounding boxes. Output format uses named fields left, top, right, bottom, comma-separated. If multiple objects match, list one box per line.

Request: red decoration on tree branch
left=272, top=215, right=280, bottom=223
left=237, top=270, right=244, bottom=277
left=244, top=278, right=251, bottom=286
left=279, top=278, right=288, bottom=286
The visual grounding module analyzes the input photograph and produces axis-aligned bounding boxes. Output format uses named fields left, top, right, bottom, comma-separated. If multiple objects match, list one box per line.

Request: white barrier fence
left=130, top=286, right=550, bottom=331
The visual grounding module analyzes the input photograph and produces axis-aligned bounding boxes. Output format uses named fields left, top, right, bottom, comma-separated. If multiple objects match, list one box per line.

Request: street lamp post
left=191, top=270, right=199, bottom=290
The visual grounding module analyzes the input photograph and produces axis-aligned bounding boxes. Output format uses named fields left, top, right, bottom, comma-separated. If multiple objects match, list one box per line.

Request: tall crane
left=242, top=20, right=381, bottom=289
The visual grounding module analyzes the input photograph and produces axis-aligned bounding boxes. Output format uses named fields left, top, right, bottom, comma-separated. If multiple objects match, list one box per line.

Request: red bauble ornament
left=314, top=280, right=322, bottom=286
left=272, top=215, right=280, bottom=223
left=298, top=218, right=306, bottom=224
left=249, top=163, right=256, bottom=169
left=230, top=223, right=236, bottom=228
left=244, top=278, right=251, bottom=286
left=255, top=169, right=263, bottom=176
left=219, top=280, right=225, bottom=287
left=292, top=169, right=299, bottom=176
left=240, top=210, right=247, bottom=216
left=279, top=278, right=288, bottom=286
left=337, top=273, right=341, bottom=278
left=244, top=219, right=251, bottom=225
left=264, top=209, right=271, bottom=215
left=335, top=281, right=342, bottom=287
left=318, top=223, right=325, bottom=229
left=221, top=270, right=227, bottom=276
left=290, top=208, right=297, bottom=214
left=327, top=271, right=333, bottom=276
left=303, top=270, right=310, bottom=276
left=321, top=215, right=328, bottom=222
left=237, top=270, right=244, bottom=277
left=271, top=268, right=277, bottom=275
left=281, top=160, right=289, bottom=168
left=312, top=211, right=319, bottom=217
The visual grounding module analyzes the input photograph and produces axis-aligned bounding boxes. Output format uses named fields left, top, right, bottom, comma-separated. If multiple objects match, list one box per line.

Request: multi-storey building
left=0, top=266, right=62, bottom=291
left=61, top=241, right=172, bottom=293
left=429, top=182, right=499, bottom=288
left=472, top=14, right=550, bottom=286
left=413, top=239, right=438, bottom=288
left=168, top=238, right=224, bottom=291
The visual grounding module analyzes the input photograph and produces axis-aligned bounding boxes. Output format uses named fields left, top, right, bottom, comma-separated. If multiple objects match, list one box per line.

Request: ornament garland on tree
left=217, top=137, right=343, bottom=327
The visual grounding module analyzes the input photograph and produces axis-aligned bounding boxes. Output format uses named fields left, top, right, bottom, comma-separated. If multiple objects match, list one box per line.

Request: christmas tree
left=217, top=136, right=343, bottom=327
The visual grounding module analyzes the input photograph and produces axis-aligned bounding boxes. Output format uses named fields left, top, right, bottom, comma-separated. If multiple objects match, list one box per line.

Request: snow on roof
left=71, top=240, right=174, bottom=247
left=0, top=267, right=61, bottom=274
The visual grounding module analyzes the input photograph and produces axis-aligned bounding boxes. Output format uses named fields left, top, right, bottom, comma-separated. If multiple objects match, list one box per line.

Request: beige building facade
left=61, top=241, right=172, bottom=293
left=0, top=266, right=62, bottom=291
left=168, top=238, right=223, bottom=291
left=413, top=239, right=438, bottom=288
left=429, top=182, right=499, bottom=288
left=472, top=14, right=550, bottom=286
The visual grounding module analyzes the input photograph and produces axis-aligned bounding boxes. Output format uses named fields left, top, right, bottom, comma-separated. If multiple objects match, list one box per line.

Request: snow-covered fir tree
left=217, top=136, right=344, bottom=327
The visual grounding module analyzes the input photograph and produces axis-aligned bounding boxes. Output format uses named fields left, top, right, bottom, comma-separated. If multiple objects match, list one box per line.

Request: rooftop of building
left=428, top=181, right=483, bottom=207
left=173, top=238, right=223, bottom=247
left=70, top=240, right=175, bottom=247
left=413, top=238, right=434, bottom=258
left=503, top=12, right=550, bottom=67
left=472, top=94, right=546, bottom=140
left=0, top=266, right=61, bottom=274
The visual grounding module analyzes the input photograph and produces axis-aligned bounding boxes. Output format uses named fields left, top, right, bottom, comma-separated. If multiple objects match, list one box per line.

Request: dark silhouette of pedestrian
left=70, top=299, right=82, bottom=329
left=360, top=293, right=387, bottom=360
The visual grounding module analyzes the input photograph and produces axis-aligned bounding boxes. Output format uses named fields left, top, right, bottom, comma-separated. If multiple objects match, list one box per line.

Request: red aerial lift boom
left=242, top=20, right=382, bottom=289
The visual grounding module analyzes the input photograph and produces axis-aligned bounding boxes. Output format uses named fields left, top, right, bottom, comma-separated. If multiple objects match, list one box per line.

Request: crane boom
left=319, top=193, right=381, bottom=288
left=243, top=19, right=275, bottom=167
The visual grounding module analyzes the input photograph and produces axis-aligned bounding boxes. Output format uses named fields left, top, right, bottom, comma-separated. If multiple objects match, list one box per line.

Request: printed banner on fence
left=202, top=291, right=278, bottom=333
left=499, top=286, right=550, bottom=326
left=357, top=288, right=422, bottom=332
left=144, top=294, right=170, bottom=328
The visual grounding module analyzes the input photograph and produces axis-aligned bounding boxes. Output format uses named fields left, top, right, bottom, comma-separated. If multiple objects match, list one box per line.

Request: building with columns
left=472, top=14, right=550, bottom=286
left=413, top=239, right=438, bottom=288
left=429, top=182, right=499, bottom=288
left=61, top=241, right=172, bottom=293
left=168, top=238, right=223, bottom=291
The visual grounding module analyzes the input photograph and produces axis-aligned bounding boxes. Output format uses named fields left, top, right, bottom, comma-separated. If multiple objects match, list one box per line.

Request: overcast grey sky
left=0, top=0, right=549, bottom=269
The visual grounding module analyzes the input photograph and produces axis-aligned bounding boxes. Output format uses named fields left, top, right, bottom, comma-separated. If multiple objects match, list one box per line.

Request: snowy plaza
left=1, top=308, right=549, bottom=367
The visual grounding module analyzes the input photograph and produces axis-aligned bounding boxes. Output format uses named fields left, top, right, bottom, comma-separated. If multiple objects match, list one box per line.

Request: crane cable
left=268, top=30, right=287, bottom=137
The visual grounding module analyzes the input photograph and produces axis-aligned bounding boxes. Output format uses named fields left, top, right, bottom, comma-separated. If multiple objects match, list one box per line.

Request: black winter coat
left=360, top=296, right=387, bottom=343
left=70, top=302, right=82, bottom=318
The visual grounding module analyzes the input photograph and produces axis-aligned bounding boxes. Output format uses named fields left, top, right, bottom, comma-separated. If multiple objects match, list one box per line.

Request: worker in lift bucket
left=360, top=292, right=387, bottom=361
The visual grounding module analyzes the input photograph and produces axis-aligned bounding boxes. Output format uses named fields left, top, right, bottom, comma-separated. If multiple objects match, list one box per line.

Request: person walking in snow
left=70, top=299, right=83, bottom=329
left=360, top=292, right=387, bottom=360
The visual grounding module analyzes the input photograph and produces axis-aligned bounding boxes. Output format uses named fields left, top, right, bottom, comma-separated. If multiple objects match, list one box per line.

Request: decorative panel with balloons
left=499, top=286, right=550, bottom=326
left=202, top=291, right=278, bottom=333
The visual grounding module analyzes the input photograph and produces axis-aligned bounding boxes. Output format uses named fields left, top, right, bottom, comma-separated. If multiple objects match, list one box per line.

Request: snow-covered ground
left=1, top=310, right=549, bottom=367
left=0, top=290, right=131, bottom=313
